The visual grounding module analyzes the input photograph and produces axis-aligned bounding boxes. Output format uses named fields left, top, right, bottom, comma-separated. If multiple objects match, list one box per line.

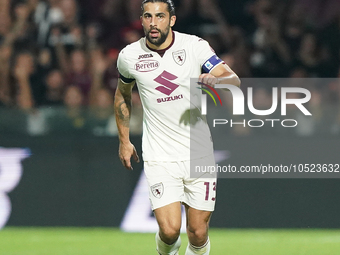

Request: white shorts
left=144, top=155, right=217, bottom=211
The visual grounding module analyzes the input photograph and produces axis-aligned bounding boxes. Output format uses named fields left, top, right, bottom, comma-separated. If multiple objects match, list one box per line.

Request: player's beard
left=144, top=24, right=170, bottom=47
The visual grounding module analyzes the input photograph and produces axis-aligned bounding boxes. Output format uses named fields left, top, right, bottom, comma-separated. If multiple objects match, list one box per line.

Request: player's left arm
left=199, top=63, right=240, bottom=88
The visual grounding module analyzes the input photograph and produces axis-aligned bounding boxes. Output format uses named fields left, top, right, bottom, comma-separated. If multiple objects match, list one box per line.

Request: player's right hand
left=119, top=142, right=140, bottom=170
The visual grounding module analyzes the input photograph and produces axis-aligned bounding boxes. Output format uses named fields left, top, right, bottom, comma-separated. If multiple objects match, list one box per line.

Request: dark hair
left=141, top=0, right=176, bottom=16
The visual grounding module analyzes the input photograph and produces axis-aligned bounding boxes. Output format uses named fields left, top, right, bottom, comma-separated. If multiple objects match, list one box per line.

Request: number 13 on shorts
left=204, top=181, right=216, bottom=201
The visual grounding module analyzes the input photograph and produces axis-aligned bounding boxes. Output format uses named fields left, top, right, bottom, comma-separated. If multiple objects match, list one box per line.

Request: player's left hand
left=198, top=73, right=218, bottom=88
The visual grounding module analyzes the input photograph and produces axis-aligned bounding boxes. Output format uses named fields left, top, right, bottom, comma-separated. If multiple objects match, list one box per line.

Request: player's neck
left=146, top=29, right=174, bottom=51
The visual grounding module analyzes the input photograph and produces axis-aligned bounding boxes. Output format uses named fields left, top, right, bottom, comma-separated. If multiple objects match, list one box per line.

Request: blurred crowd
left=0, top=0, right=339, bottom=136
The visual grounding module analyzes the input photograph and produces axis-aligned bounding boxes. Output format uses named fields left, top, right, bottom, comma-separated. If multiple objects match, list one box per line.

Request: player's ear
left=140, top=16, right=143, bottom=26
left=170, top=15, right=176, bottom=27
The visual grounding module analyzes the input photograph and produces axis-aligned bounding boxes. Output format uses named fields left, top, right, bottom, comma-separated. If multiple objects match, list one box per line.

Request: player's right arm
left=114, top=78, right=140, bottom=170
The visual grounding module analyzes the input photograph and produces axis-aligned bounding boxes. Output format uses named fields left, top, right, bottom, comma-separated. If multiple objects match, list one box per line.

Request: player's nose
left=150, top=16, right=157, bottom=27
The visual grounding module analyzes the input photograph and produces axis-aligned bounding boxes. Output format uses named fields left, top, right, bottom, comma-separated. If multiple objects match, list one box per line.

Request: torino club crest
left=172, top=49, right=186, bottom=66
left=151, top=182, right=164, bottom=198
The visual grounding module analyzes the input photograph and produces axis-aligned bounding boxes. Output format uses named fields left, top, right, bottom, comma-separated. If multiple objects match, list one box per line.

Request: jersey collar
left=146, top=31, right=175, bottom=57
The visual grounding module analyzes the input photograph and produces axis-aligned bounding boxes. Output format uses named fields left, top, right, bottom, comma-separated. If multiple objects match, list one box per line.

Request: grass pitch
left=1, top=228, right=340, bottom=255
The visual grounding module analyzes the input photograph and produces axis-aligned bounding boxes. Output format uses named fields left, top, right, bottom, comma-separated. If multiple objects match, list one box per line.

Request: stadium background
left=0, top=0, right=340, bottom=254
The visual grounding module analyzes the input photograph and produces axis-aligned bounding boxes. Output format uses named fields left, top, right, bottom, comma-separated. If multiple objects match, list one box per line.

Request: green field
left=1, top=228, right=340, bottom=255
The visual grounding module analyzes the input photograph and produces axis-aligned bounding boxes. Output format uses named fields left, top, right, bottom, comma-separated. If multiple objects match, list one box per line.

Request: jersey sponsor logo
left=151, top=182, right=164, bottom=198
left=138, top=53, right=153, bottom=59
left=154, top=71, right=179, bottom=96
left=172, top=49, right=186, bottom=66
left=135, top=60, right=160, bottom=72
left=157, top=94, right=183, bottom=103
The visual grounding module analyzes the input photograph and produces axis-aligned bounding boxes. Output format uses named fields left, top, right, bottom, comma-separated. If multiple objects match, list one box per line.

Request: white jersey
left=117, top=31, right=223, bottom=161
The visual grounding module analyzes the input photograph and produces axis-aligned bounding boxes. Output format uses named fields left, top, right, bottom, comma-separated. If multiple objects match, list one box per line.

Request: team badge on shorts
left=172, top=50, right=186, bottom=66
left=151, top=182, right=164, bottom=198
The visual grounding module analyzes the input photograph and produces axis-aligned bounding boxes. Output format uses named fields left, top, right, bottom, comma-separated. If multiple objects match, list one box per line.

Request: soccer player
left=114, top=0, right=240, bottom=254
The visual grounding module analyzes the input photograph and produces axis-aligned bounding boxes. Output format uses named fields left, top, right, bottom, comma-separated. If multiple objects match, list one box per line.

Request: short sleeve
left=194, top=38, right=223, bottom=73
left=117, top=49, right=135, bottom=83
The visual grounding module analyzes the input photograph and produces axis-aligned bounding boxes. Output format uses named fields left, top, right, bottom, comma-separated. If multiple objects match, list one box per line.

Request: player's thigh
left=184, top=204, right=212, bottom=229
left=184, top=203, right=212, bottom=245
left=144, top=161, right=184, bottom=211
left=154, top=201, right=182, bottom=236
